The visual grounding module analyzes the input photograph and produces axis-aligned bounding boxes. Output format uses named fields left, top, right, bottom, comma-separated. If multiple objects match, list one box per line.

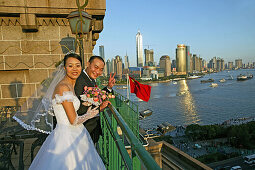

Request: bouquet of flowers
left=80, top=86, right=115, bottom=107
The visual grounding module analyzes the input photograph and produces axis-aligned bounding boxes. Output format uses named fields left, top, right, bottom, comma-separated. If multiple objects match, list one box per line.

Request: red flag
left=129, top=76, right=151, bottom=102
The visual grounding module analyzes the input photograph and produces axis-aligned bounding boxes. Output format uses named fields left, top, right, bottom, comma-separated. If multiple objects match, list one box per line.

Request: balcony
left=0, top=92, right=211, bottom=169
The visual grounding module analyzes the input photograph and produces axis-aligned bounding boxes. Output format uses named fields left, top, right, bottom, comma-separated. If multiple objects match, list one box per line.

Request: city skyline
left=94, top=0, right=255, bottom=66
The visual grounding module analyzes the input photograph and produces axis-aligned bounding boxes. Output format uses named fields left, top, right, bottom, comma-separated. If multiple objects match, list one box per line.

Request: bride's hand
left=87, top=106, right=99, bottom=118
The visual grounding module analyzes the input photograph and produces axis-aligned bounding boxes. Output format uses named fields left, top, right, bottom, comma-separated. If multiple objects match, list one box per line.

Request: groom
left=74, top=55, right=115, bottom=144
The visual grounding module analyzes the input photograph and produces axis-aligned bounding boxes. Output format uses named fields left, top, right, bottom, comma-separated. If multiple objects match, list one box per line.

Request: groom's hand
left=100, top=100, right=111, bottom=112
left=107, top=72, right=116, bottom=90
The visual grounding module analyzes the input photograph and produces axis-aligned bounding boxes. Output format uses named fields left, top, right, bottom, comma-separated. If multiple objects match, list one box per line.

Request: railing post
left=132, top=146, right=141, bottom=170
left=111, top=113, right=118, bottom=170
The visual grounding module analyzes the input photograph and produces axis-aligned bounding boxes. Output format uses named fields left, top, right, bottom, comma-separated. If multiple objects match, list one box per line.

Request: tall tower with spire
left=136, top=30, right=144, bottom=67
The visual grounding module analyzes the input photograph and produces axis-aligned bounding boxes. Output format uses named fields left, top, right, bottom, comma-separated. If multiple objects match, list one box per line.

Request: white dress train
left=29, top=91, right=105, bottom=170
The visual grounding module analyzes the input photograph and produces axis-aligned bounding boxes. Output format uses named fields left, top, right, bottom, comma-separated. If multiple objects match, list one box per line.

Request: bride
left=14, top=53, right=106, bottom=169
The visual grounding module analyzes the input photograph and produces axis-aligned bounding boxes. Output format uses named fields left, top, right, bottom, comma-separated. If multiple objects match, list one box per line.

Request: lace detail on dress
left=13, top=116, right=51, bottom=134
left=73, top=107, right=99, bottom=125
left=52, top=91, right=75, bottom=105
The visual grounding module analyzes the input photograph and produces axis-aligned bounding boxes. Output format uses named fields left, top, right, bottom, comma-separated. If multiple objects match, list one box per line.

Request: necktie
left=91, top=79, right=96, bottom=87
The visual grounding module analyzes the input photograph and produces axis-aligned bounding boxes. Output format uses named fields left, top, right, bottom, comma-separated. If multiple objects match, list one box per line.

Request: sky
left=93, top=0, right=255, bottom=67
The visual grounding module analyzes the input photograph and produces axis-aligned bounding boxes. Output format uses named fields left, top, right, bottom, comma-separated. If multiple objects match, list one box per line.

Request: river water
left=115, top=69, right=255, bottom=129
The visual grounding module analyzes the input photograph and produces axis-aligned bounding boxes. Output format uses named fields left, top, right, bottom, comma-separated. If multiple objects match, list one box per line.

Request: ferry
left=247, top=73, right=253, bottom=79
left=237, top=74, right=248, bottom=81
left=187, top=75, right=201, bottom=79
left=209, top=83, right=218, bottom=87
left=201, top=78, right=214, bottom=83
left=219, top=78, right=226, bottom=83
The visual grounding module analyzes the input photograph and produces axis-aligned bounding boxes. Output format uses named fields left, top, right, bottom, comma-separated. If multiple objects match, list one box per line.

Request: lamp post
left=66, top=1, right=92, bottom=68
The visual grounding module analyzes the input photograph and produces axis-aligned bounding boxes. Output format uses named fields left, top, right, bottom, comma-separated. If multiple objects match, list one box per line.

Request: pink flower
left=84, top=86, right=88, bottom=91
left=87, top=94, right=90, bottom=98
left=93, top=97, right=99, bottom=102
left=111, top=95, right=115, bottom=98
left=102, top=94, right=107, bottom=100
left=88, top=87, right=93, bottom=91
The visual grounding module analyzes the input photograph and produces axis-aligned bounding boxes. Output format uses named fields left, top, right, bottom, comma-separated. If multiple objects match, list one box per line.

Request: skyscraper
left=106, top=59, right=111, bottom=75
left=144, top=49, right=154, bottom=66
left=186, top=46, right=190, bottom=74
left=99, top=45, right=107, bottom=76
left=160, top=55, right=171, bottom=76
left=228, top=62, right=233, bottom=70
left=136, top=30, right=144, bottom=67
left=235, top=59, right=242, bottom=69
left=114, top=55, right=123, bottom=79
left=176, top=44, right=186, bottom=74
left=99, top=45, right=105, bottom=59
left=124, top=55, right=129, bottom=69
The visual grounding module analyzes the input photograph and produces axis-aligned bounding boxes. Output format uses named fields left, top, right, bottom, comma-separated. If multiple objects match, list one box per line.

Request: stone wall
left=0, top=0, right=106, bottom=106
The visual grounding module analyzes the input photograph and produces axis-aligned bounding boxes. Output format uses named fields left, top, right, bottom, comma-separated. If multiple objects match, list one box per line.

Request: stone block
left=2, top=26, right=23, bottom=40
left=0, top=98, right=27, bottom=107
left=0, top=26, right=2, bottom=40
left=50, top=41, right=63, bottom=54
left=92, top=20, right=103, bottom=33
left=26, top=0, right=78, bottom=8
left=1, top=84, right=17, bottom=98
left=0, top=41, right=21, bottom=55
left=20, top=14, right=38, bottom=31
left=92, top=33, right=99, bottom=41
left=0, top=55, right=4, bottom=70
left=32, top=26, right=59, bottom=40
left=17, top=83, right=37, bottom=98
left=34, top=55, right=61, bottom=68
left=4, top=55, right=34, bottom=70
left=59, top=26, right=73, bottom=40
left=28, top=69, right=50, bottom=83
left=21, top=40, right=50, bottom=54
left=0, top=70, right=27, bottom=84
left=0, top=0, right=25, bottom=6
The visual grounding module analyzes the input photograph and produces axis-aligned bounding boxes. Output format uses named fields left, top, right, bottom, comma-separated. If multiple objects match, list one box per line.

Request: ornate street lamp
left=67, top=10, right=92, bottom=35
left=66, top=0, right=92, bottom=68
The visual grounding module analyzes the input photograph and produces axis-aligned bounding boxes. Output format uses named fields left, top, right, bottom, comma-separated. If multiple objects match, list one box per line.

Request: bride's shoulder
left=53, top=82, right=73, bottom=97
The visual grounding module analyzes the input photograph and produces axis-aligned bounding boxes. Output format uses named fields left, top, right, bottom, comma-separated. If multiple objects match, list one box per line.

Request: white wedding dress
left=29, top=91, right=106, bottom=170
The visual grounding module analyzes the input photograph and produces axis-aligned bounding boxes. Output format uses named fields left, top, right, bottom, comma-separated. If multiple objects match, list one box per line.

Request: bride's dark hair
left=64, top=53, right=82, bottom=66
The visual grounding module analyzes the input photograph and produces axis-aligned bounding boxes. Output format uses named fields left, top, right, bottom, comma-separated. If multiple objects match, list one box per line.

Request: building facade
left=235, top=59, right=242, bottom=69
left=144, top=49, right=154, bottom=66
left=160, top=55, right=171, bottom=77
left=124, top=55, right=129, bottom=69
left=228, top=62, right=233, bottom=70
left=176, top=44, right=186, bottom=75
left=99, top=45, right=107, bottom=76
left=0, top=0, right=106, bottom=106
left=186, top=46, right=191, bottom=74
left=114, top=55, right=122, bottom=79
left=136, top=30, right=144, bottom=67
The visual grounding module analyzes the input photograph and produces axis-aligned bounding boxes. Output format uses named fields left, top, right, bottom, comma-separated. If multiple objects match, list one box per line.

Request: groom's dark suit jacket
left=74, top=70, right=113, bottom=143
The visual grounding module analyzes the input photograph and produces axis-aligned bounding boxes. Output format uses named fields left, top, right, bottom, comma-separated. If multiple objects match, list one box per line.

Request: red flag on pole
left=129, top=76, right=151, bottom=102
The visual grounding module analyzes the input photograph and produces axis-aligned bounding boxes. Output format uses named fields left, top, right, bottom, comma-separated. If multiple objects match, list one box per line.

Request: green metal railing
left=98, top=99, right=161, bottom=170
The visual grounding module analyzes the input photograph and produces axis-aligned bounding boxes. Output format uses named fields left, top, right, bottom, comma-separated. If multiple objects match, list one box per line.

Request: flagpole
left=127, top=73, right=129, bottom=100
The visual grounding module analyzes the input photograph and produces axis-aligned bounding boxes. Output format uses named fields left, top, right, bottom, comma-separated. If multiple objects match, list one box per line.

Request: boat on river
left=201, top=78, right=214, bottom=83
left=187, top=75, right=201, bottom=79
left=219, top=78, right=226, bottom=83
left=237, top=74, right=248, bottom=81
left=210, top=83, right=218, bottom=87
left=247, top=73, right=253, bottom=79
